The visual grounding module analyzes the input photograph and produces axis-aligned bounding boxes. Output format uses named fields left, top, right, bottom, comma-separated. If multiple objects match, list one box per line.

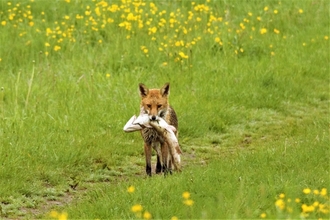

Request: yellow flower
left=175, top=41, right=181, bottom=47
left=95, top=7, right=101, bottom=16
left=313, top=189, right=320, bottom=195
left=171, top=216, right=178, bottom=220
left=183, top=199, right=194, bottom=206
left=106, top=73, right=110, bottom=78
left=320, top=188, right=327, bottom=196
left=143, top=211, right=152, bottom=220
left=58, top=212, right=68, bottom=220
left=274, top=28, right=280, bottom=34
left=126, top=13, right=137, bottom=21
left=299, top=9, right=303, bottom=14
left=65, top=0, right=70, bottom=2
left=8, top=14, right=15, bottom=20
left=178, top=52, right=188, bottom=59
left=108, top=4, right=119, bottom=12
left=182, top=191, right=190, bottom=199
left=301, top=204, right=315, bottom=213
left=260, top=28, right=267, bottom=34
left=279, top=193, right=285, bottom=199
left=46, top=28, right=53, bottom=36
left=325, top=36, right=329, bottom=40
left=275, top=199, right=285, bottom=210
left=45, top=42, right=50, bottom=47
left=131, top=204, right=143, bottom=213
left=1, top=21, right=7, bottom=26
left=148, top=26, right=157, bottom=34
left=260, top=213, right=266, bottom=218
left=274, top=9, right=278, bottom=14
left=97, top=0, right=108, bottom=7
left=127, top=186, right=135, bottom=193
left=303, top=188, right=311, bottom=194
left=295, top=198, right=301, bottom=203
left=319, top=204, right=329, bottom=214
left=137, top=20, right=143, bottom=28
left=49, top=210, right=58, bottom=218
left=54, top=45, right=61, bottom=51
left=313, top=201, right=319, bottom=207
left=264, top=6, right=269, bottom=11
left=49, top=211, right=67, bottom=220
left=257, top=16, right=262, bottom=21
left=248, top=12, right=253, bottom=16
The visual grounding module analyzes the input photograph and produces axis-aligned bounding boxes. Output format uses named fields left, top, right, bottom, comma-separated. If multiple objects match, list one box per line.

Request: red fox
left=139, top=83, right=178, bottom=176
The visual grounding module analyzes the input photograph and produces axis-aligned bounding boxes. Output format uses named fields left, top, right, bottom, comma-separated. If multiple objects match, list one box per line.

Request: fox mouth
left=144, top=110, right=166, bottom=121
left=150, top=115, right=158, bottom=121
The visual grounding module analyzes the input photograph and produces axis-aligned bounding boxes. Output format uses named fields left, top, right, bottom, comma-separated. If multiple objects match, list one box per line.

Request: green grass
left=0, top=0, right=329, bottom=219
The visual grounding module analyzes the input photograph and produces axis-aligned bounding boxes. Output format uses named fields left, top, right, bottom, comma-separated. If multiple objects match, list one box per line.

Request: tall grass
left=0, top=0, right=329, bottom=219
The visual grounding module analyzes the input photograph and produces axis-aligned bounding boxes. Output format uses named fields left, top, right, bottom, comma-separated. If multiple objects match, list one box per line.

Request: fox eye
left=157, top=105, right=162, bottom=109
left=147, top=104, right=151, bottom=108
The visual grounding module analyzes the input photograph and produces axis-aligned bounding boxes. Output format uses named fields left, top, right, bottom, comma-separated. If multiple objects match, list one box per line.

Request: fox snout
left=150, top=115, right=158, bottom=121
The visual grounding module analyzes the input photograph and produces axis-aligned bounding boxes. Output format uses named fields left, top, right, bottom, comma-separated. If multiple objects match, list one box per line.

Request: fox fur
left=139, top=83, right=178, bottom=176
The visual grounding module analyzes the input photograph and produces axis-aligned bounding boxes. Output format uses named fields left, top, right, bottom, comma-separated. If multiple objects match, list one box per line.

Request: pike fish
left=123, top=113, right=182, bottom=171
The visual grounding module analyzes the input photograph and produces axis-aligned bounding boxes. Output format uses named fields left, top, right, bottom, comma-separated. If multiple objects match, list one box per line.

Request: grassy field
left=0, top=0, right=329, bottom=219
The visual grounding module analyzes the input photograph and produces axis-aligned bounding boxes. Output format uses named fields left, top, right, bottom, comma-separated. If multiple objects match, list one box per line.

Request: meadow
left=0, top=0, right=329, bottom=219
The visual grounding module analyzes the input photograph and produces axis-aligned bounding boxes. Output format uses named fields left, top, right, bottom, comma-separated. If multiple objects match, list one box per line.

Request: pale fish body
left=133, top=114, right=152, bottom=128
left=123, top=113, right=182, bottom=171
left=123, top=114, right=152, bottom=132
left=149, top=118, right=182, bottom=171
left=123, top=115, right=139, bottom=132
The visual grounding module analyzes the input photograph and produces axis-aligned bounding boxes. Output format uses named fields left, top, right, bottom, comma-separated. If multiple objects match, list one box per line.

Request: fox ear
left=160, top=83, right=170, bottom=97
left=139, top=83, right=149, bottom=97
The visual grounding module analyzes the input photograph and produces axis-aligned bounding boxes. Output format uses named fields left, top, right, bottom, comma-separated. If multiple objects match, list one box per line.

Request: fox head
left=139, top=83, right=170, bottom=121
